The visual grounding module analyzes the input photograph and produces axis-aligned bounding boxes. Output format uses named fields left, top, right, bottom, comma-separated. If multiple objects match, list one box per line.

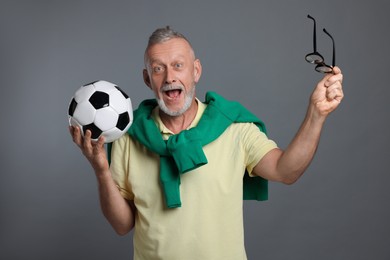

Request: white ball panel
left=93, top=80, right=117, bottom=93
left=109, top=91, right=130, bottom=114
left=74, top=84, right=95, bottom=103
left=94, top=107, right=119, bottom=131
left=73, top=101, right=96, bottom=125
left=102, top=128, right=125, bottom=143
left=128, top=98, right=133, bottom=122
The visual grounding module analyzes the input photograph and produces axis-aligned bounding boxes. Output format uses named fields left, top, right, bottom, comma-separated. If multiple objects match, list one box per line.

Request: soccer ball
left=68, top=80, right=133, bottom=143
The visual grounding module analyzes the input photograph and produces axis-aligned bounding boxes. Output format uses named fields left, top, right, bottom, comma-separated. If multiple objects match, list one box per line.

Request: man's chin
left=157, top=87, right=195, bottom=117
left=157, top=100, right=185, bottom=117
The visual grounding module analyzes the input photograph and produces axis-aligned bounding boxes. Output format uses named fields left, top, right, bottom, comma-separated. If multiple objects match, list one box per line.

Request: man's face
left=143, top=38, right=202, bottom=117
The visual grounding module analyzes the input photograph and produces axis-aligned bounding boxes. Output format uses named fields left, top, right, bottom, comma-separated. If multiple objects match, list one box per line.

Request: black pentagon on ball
left=89, top=91, right=109, bottom=109
left=116, top=112, right=130, bottom=130
left=83, top=123, right=102, bottom=139
left=68, top=98, right=78, bottom=116
left=115, top=86, right=129, bottom=99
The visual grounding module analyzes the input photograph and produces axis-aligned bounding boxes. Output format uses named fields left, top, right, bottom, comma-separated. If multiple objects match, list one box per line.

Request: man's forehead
left=146, top=38, right=194, bottom=60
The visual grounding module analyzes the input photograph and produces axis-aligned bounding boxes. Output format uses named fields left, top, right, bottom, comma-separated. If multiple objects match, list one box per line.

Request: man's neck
left=159, top=99, right=198, bottom=134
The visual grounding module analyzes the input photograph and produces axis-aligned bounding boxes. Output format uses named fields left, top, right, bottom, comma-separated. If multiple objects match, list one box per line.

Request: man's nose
left=165, top=68, right=177, bottom=84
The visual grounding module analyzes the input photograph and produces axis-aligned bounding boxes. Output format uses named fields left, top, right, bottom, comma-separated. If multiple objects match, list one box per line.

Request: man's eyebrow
left=149, top=59, right=164, bottom=65
left=150, top=55, right=186, bottom=64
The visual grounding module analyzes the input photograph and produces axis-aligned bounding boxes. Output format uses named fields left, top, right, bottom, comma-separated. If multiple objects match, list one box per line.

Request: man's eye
left=175, top=63, right=183, bottom=68
left=153, top=66, right=164, bottom=73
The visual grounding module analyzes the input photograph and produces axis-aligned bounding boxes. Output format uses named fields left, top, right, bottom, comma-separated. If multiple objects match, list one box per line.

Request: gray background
left=1, top=0, right=389, bottom=259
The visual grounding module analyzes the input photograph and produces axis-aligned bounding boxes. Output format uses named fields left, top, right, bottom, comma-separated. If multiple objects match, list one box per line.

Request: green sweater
left=125, top=92, right=269, bottom=208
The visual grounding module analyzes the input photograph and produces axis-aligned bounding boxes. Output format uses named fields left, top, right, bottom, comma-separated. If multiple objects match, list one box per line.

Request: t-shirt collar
left=151, top=98, right=206, bottom=135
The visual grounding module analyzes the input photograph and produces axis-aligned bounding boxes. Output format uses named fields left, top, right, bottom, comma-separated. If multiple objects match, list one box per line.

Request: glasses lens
left=305, top=53, right=324, bottom=64
left=315, top=64, right=333, bottom=73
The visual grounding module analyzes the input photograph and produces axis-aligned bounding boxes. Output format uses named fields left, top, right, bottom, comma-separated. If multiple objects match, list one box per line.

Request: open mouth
left=162, top=85, right=184, bottom=99
left=165, top=89, right=182, bottom=99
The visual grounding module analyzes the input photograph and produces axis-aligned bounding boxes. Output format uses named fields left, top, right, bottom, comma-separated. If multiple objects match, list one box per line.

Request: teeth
left=162, top=85, right=183, bottom=92
left=164, top=88, right=181, bottom=92
left=161, top=85, right=183, bottom=99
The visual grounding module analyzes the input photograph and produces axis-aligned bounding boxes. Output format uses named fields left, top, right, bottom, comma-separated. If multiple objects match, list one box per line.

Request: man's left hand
left=310, top=66, right=344, bottom=117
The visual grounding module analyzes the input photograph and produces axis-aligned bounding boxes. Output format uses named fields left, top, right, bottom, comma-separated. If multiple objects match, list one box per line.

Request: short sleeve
left=109, top=134, right=134, bottom=200
left=241, top=123, right=278, bottom=176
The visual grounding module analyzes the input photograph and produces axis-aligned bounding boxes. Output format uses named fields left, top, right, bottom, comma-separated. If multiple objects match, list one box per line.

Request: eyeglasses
left=305, top=15, right=336, bottom=73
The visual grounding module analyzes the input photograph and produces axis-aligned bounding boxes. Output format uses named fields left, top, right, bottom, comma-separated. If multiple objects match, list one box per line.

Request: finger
left=326, top=70, right=343, bottom=82
left=97, top=135, right=106, bottom=147
left=332, top=66, right=341, bottom=75
left=317, top=70, right=336, bottom=89
left=326, top=67, right=343, bottom=86
left=333, top=88, right=344, bottom=102
left=327, top=83, right=344, bottom=102
left=93, top=135, right=106, bottom=155
left=326, top=76, right=342, bottom=89
left=95, top=135, right=105, bottom=149
left=325, top=73, right=343, bottom=87
left=83, top=129, right=93, bottom=152
left=68, top=125, right=74, bottom=135
left=327, top=74, right=343, bottom=95
left=70, top=126, right=82, bottom=146
left=326, top=90, right=338, bottom=101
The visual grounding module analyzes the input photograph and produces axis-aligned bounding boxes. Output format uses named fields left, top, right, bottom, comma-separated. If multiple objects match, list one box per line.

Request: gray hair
left=144, top=26, right=195, bottom=67
left=147, top=26, right=189, bottom=46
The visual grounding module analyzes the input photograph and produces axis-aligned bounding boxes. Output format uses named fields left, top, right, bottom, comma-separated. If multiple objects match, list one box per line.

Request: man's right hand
left=69, top=126, right=109, bottom=175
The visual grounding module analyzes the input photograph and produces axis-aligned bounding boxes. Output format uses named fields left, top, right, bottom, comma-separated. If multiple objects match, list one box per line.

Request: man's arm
left=253, top=67, right=344, bottom=184
left=69, top=126, right=135, bottom=235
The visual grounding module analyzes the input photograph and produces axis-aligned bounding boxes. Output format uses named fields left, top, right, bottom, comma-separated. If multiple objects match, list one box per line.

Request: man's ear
left=194, top=59, right=202, bottom=83
left=143, top=69, right=152, bottom=89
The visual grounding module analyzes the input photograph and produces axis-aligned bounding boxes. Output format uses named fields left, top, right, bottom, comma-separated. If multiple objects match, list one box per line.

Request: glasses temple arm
left=323, top=28, right=336, bottom=67
left=307, top=15, right=318, bottom=52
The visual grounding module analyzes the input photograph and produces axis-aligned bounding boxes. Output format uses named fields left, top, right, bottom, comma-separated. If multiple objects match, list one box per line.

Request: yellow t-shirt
left=110, top=100, right=277, bottom=260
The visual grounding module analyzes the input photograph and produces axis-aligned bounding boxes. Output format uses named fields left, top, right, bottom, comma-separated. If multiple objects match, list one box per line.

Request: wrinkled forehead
left=144, top=38, right=195, bottom=67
